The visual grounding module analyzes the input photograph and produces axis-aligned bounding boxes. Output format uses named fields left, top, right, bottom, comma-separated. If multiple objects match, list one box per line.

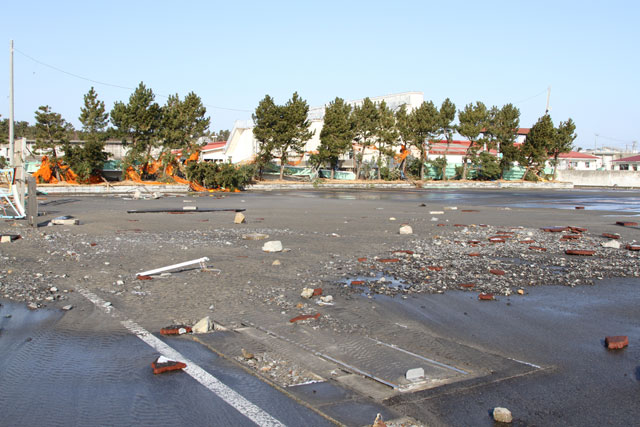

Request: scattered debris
left=242, top=233, right=269, bottom=240
left=151, top=355, right=187, bottom=375
left=262, top=241, right=283, bottom=253
left=478, top=293, right=494, bottom=301
left=517, top=289, right=525, bottom=295
left=136, top=257, right=209, bottom=277
left=300, top=288, right=314, bottom=299
left=389, top=217, right=396, bottom=221
left=529, top=246, right=547, bottom=251
left=405, top=367, right=425, bottom=381
left=27, top=302, right=38, bottom=310
left=490, top=269, right=506, bottom=276
left=320, top=295, right=333, bottom=303
left=272, top=260, right=281, bottom=266
left=234, top=212, right=246, bottom=224
left=492, top=407, right=513, bottom=423
left=429, top=211, right=444, bottom=215
left=289, top=313, right=321, bottom=323
left=0, top=234, right=20, bottom=243
left=192, top=316, right=213, bottom=334
left=565, top=249, right=595, bottom=256
left=626, top=244, right=640, bottom=251
left=575, top=206, right=585, bottom=209
left=62, top=305, right=73, bottom=311
left=137, top=275, right=153, bottom=281
left=444, top=206, right=458, bottom=210
left=160, top=325, right=192, bottom=336
left=399, top=225, right=413, bottom=235
left=378, top=258, right=400, bottom=263
left=372, top=413, right=387, bottom=427
left=241, top=348, right=255, bottom=360
left=605, top=335, right=628, bottom=350
left=602, top=233, right=620, bottom=239
left=616, top=221, right=638, bottom=227
left=51, top=216, right=79, bottom=226
left=601, top=240, right=621, bottom=249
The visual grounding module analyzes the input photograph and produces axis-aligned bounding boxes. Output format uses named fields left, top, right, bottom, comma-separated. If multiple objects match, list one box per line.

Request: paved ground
left=1, top=188, right=639, bottom=426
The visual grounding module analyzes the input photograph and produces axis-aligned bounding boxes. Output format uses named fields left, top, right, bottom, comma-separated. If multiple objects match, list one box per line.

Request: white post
left=136, top=257, right=210, bottom=277
left=9, top=40, right=15, bottom=166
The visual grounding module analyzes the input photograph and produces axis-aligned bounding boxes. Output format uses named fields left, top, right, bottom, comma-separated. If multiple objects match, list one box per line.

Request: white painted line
left=78, top=289, right=285, bottom=427
left=508, top=357, right=542, bottom=369
left=367, top=337, right=469, bottom=375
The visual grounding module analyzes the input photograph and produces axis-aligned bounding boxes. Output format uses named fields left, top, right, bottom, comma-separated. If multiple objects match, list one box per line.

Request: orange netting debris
left=33, top=156, right=78, bottom=184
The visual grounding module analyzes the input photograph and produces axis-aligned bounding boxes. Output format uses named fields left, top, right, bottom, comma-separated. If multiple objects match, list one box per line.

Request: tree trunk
left=279, top=163, right=284, bottom=180
left=461, top=158, right=468, bottom=181
left=420, top=151, right=425, bottom=181
left=377, top=146, right=382, bottom=180
left=330, top=168, right=335, bottom=180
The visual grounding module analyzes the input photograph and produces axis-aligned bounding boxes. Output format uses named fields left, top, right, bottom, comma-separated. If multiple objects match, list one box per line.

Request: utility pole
left=545, top=86, right=551, bottom=115
left=9, top=40, right=15, bottom=166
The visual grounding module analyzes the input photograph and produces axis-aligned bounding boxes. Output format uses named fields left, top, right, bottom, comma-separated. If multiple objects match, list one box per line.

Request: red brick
left=575, top=206, right=585, bottom=209
left=152, top=358, right=187, bottom=375
left=460, top=283, right=475, bottom=288
left=468, top=240, right=481, bottom=244
left=437, top=223, right=447, bottom=227
left=312, top=288, right=323, bottom=296
left=160, top=325, right=192, bottom=336
left=529, top=246, right=547, bottom=251
left=488, top=237, right=506, bottom=243
left=616, top=221, right=638, bottom=227
left=626, top=244, right=640, bottom=251
left=542, top=226, right=569, bottom=232
left=357, top=257, right=368, bottom=262
left=454, top=224, right=466, bottom=227
left=519, top=239, right=535, bottom=244
left=350, top=280, right=365, bottom=285
left=137, top=275, right=153, bottom=280
left=605, top=335, right=628, bottom=350
left=496, top=231, right=515, bottom=236
left=478, top=293, right=494, bottom=301
left=468, top=253, right=481, bottom=257
left=289, top=313, right=321, bottom=323
left=560, top=234, right=581, bottom=240
left=90, top=242, right=97, bottom=247
left=378, top=258, right=400, bottom=263
left=569, top=226, right=587, bottom=233
left=490, top=269, right=506, bottom=276
left=427, top=266, right=443, bottom=271
left=461, top=209, right=479, bottom=213
left=393, top=250, right=414, bottom=255
left=602, top=233, right=620, bottom=239
left=565, top=249, right=595, bottom=256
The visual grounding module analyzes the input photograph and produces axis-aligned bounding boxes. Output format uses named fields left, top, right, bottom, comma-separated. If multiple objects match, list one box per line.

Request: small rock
left=372, top=413, right=387, bottom=427
left=27, top=302, right=38, bottom=310
left=399, top=225, right=413, bottom=235
left=242, top=233, right=269, bottom=240
left=241, top=348, right=255, bottom=360
left=272, top=260, right=281, bottom=266
left=405, top=367, right=425, bottom=381
left=517, top=289, right=524, bottom=295
left=50, top=286, right=58, bottom=292
left=389, top=217, right=396, bottom=221
left=300, top=288, right=314, bottom=299
left=320, top=295, right=333, bottom=303
left=116, top=280, right=125, bottom=286
left=62, top=305, right=73, bottom=311
left=192, top=316, right=213, bottom=333
left=132, top=189, right=142, bottom=199
left=493, top=407, right=513, bottom=423
left=429, top=211, right=444, bottom=215
left=601, top=240, right=621, bottom=249
left=234, top=212, right=246, bottom=224
left=262, top=241, right=283, bottom=252
left=103, top=302, right=112, bottom=308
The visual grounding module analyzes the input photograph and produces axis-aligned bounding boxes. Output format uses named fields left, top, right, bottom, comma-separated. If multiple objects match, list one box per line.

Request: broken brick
left=468, top=253, right=481, bottom=257
left=160, top=325, right=192, bottom=336
left=529, top=246, right=547, bottom=251
left=90, top=242, right=97, bottom=247
left=542, top=226, right=569, bottom=232
left=490, top=269, right=506, bottom=276
left=626, top=244, right=640, bottom=251
left=350, top=280, right=365, bottom=285
left=519, top=239, right=535, bottom=244
left=357, top=257, right=368, bottom=262
left=437, top=223, right=447, bottom=227
left=565, top=249, right=595, bottom=256
left=137, top=275, right=153, bottom=280
left=468, top=240, right=481, bottom=244
left=605, top=335, right=629, bottom=350
left=312, top=288, right=323, bottom=296
left=560, top=234, right=581, bottom=241
left=378, top=258, right=400, bottom=263
left=460, top=283, right=475, bottom=288
left=427, top=266, right=443, bottom=271
left=495, top=231, right=515, bottom=236
left=393, top=250, right=414, bottom=255
left=289, top=313, right=321, bottom=323
left=461, top=209, right=479, bottom=213
left=602, top=233, right=620, bottom=239
left=454, top=224, right=466, bottom=227
left=151, top=356, right=187, bottom=374
left=488, top=237, right=506, bottom=243
left=616, top=221, right=638, bottom=227
left=575, top=206, right=585, bottom=209
left=569, top=226, right=587, bottom=233
left=478, top=293, right=494, bottom=301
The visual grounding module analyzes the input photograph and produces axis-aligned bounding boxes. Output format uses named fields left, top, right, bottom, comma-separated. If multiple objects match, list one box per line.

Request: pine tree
left=351, top=98, right=379, bottom=179
left=457, top=101, right=488, bottom=180
left=317, top=97, right=353, bottom=179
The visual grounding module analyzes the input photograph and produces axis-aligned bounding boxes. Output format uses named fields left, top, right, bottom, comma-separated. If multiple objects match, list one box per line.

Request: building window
left=620, top=164, right=629, bottom=170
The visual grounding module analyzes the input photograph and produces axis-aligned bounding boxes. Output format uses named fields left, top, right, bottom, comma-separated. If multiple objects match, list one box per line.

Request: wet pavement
left=0, top=301, right=333, bottom=427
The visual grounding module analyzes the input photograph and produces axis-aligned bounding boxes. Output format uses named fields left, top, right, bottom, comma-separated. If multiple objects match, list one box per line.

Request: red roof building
left=612, top=154, right=640, bottom=171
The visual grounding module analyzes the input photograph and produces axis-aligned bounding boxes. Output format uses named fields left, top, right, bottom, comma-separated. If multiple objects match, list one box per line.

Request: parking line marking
left=78, top=289, right=285, bottom=427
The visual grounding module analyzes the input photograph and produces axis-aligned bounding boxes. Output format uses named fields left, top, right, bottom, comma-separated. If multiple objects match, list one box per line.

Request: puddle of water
left=344, top=273, right=411, bottom=295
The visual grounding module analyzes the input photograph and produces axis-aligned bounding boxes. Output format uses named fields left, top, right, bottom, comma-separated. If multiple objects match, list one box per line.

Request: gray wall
left=556, top=170, right=640, bottom=187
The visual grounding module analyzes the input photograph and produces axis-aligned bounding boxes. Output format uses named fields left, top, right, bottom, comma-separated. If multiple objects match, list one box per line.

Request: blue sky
left=2, top=0, right=639, bottom=150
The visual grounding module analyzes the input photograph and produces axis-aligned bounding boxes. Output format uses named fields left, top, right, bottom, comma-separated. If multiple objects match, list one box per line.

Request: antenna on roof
left=545, top=86, right=551, bottom=115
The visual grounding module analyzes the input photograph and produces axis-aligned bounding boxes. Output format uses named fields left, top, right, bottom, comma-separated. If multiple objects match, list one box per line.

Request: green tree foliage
left=521, top=114, right=555, bottom=179
left=474, top=151, right=501, bottom=180
left=64, top=87, right=110, bottom=182
left=110, top=82, right=162, bottom=173
left=186, top=161, right=254, bottom=190
left=407, top=101, right=439, bottom=180
left=252, top=92, right=314, bottom=180
left=436, top=98, right=456, bottom=181
left=0, top=115, right=7, bottom=140
left=161, top=92, right=210, bottom=152
left=351, top=98, right=379, bottom=179
left=315, top=97, right=353, bottom=179
left=375, top=100, right=398, bottom=180
left=34, top=106, right=74, bottom=179
left=549, top=118, right=577, bottom=177
left=213, top=129, right=230, bottom=142
left=394, top=105, right=413, bottom=176
left=457, top=101, right=488, bottom=180
left=486, top=104, right=521, bottom=178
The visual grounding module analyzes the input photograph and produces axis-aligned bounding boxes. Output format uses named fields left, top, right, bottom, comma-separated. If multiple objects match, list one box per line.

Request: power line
left=514, top=89, right=547, bottom=105
left=595, top=134, right=636, bottom=144
left=14, top=48, right=252, bottom=113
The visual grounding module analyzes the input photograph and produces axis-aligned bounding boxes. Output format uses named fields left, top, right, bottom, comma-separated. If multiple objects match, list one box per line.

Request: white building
left=213, top=92, right=425, bottom=165
left=553, top=151, right=601, bottom=170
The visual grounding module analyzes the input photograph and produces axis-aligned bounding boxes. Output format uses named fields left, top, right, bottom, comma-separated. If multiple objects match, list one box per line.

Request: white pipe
left=137, top=257, right=209, bottom=277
